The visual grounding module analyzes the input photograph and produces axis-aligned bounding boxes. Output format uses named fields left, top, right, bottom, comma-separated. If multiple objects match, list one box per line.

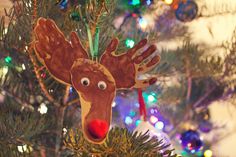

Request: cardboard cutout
left=34, top=18, right=160, bottom=144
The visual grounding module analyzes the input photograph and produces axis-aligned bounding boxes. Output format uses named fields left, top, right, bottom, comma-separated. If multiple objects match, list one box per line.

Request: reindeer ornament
left=34, top=18, right=160, bottom=144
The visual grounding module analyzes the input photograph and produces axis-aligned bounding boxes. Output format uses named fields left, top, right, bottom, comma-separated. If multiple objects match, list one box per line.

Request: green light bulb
left=125, top=38, right=135, bottom=48
left=5, top=56, right=12, bottom=63
left=131, top=0, right=141, bottom=5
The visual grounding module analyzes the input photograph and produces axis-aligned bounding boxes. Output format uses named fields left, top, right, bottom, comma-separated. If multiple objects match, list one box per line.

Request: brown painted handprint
left=34, top=18, right=88, bottom=84
left=100, top=38, right=160, bottom=89
left=33, top=17, right=160, bottom=144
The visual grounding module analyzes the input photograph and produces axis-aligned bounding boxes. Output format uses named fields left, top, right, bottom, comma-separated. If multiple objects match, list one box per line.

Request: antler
left=34, top=18, right=88, bottom=84
left=100, top=38, right=160, bottom=89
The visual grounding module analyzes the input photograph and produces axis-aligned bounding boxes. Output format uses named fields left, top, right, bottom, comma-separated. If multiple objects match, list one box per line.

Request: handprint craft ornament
left=34, top=18, right=160, bottom=144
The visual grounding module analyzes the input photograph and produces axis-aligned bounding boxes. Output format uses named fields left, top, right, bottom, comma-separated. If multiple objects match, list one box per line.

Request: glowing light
left=4, top=28, right=8, bottom=34
left=125, top=38, right=135, bottom=48
left=17, top=145, right=32, bottom=153
left=164, top=0, right=173, bottom=5
left=148, top=95, right=155, bottom=102
left=135, top=119, right=141, bottom=126
left=38, top=103, right=48, bottom=114
left=155, top=121, right=164, bottom=130
left=135, top=103, right=140, bottom=108
left=191, top=150, right=196, bottom=154
left=5, top=56, right=12, bottom=63
left=150, top=108, right=155, bottom=114
left=130, top=0, right=141, bottom=6
left=204, top=150, right=213, bottom=157
left=139, top=18, right=148, bottom=30
left=69, top=86, right=73, bottom=93
left=2, top=66, right=9, bottom=75
left=63, top=128, right=68, bottom=135
left=40, top=73, right=46, bottom=79
left=22, top=64, right=26, bottom=70
left=112, top=101, right=117, bottom=107
left=150, top=115, right=158, bottom=124
left=146, top=0, right=152, bottom=5
left=125, top=116, right=133, bottom=125
left=129, top=110, right=136, bottom=117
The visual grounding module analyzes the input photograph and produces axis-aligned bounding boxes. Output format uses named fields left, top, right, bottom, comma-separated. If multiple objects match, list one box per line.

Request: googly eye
left=81, top=77, right=90, bottom=86
left=98, top=81, right=107, bottom=90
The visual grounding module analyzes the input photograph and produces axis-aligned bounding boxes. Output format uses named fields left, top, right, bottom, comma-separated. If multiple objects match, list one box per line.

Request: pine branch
left=64, top=128, right=177, bottom=157
left=28, top=46, right=60, bottom=107
left=1, top=87, right=34, bottom=111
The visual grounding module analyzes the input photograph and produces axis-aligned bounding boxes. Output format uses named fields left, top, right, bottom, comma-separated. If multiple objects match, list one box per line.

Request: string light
left=155, top=121, right=164, bottom=130
left=2, top=66, right=9, bottom=76
left=40, top=72, right=46, bottom=79
left=164, top=0, right=173, bottom=5
left=112, top=101, right=117, bottom=107
left=150, top=115, right=158, bottom=124
left=38, top=103, right=48, bottom=114
left=4, top=28, right=8, bottom=34
left=146, top=0, right=152, bottom=5
left=138, top=17, right=148, bottom=30
left=135, top=102, right=140, bottom=108
left=135, top=119, right=142, bottom=126
left=22, top=64, right=26, bottom=70
left=148, top=95, right=155, bottom=102
left=125, top=38, right=135, bottom=48
left=125, top=116, right=133, bottom=125
left=4, top=56, right=12, bottom=63
left=204, top=150, right=213, bottom=157
left=129, top=0, right=141, bottom=6
left=129, top=110, right=136, bottom=117
left=69, top=86, right=73, bottom=93
left=17, top=145, right=33, bottom=153
left=63, top=128, right=68, bottom=135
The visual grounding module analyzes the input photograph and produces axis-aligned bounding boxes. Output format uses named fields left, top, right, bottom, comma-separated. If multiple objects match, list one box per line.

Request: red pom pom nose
left=88, top=119, right=109, bottom=139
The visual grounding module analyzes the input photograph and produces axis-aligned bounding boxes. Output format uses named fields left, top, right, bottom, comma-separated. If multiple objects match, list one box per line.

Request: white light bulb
left=38, top=103, right=48, bottom=114
left=17, top=144, right=32, bottom=153
left=22, top=64, right=26, bottom=70
left=112, top=101, right=116, bottom=107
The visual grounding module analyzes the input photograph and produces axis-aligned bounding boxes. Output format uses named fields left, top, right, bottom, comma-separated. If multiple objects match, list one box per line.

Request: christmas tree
left=1, top=0, right=236, bottom=157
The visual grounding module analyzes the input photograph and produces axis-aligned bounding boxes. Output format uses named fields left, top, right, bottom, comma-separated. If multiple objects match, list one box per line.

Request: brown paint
left=34, top=18, right=160, bottom=144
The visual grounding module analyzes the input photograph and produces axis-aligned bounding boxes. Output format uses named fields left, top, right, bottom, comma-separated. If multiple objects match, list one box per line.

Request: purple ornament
left=199, top=120, right=213, bottom=133
left=175, top=0, right=198, bottom=22
left=180, top=130, right=203, bottom=152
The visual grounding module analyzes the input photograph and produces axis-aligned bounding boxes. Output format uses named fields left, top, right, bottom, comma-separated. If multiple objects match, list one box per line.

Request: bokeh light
left=204, top=150, right=213, bottom=157
left=38, top=103, right=48, bottom=114
left=125, top=38, right=135, bottom=48
left=129, top=0, right=141, bottom=6
left=125, top=116, right=133, bottom=125
left=4, top=56, right=12, bottom=63
left=136, top=119, right=142, bottom=126
left=164, top=0, right=173, bottom=5
left=139, top=17, right=148, bottom=30
left=150, top=115, right=158, bottom=124
left=155, top=121, right=164, bottom=130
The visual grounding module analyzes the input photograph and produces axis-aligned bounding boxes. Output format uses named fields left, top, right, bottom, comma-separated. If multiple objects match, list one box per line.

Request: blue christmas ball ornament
left=180, top=130, right=203, bottom=153
left=175, top=0, right=198, bottom=22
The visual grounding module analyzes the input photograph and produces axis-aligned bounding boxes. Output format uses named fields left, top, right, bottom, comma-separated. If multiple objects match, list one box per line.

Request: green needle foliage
left=64, top=128, right=176, bottom=157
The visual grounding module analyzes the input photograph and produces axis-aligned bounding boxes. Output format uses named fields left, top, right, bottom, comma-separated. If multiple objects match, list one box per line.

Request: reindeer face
left=34, top=18, right=160, bottom=144
left=70, top=59, right=116, bottom=143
